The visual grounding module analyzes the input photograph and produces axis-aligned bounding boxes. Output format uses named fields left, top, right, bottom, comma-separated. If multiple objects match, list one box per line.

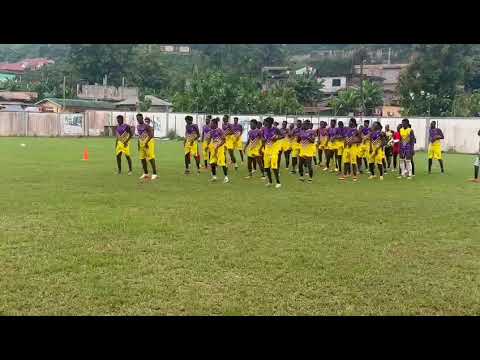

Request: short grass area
left=1, top=137, right=479, bottom=315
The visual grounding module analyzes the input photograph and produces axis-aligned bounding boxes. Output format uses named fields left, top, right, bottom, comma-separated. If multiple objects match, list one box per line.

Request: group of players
left=114, top=112, right=480, bottom=185
left=182, top=114, right=448, bottom=187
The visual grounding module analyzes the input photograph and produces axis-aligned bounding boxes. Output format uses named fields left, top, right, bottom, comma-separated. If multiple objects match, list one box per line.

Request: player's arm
left=144, top=126, right=154, bottom=148
left=124, top=125, right=133, bottom=146
left=437, top=129, right=444, bottom=140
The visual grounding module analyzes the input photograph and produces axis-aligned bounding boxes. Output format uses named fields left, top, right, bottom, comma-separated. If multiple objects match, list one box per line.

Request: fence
left=1, top=110, right=479, bottom=154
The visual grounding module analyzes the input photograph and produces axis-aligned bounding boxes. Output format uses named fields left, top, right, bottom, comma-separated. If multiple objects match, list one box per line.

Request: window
left=332, top=78, right=341, bottom=87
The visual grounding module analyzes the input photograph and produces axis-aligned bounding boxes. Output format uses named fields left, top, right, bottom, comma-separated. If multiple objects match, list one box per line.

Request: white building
left=318, top=76, right=347, bottom=94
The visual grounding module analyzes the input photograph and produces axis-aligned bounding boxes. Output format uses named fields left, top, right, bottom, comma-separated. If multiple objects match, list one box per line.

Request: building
left=36, top=98, right=117, bottom=113
left=159, top=45, right=191, bottom=54
left=353, top=63, right=409, bottom=105
left=0, top=72, right=17, bottom=82
left=114, top=95, right=173, bottom=112
left=262, top=66, right=291, bottom=90
left=145, top=95, right=172, bottom=112
left=295, top=66, right=317, bottom=76
left=0, top=91, right=38, bottom=111
left=377, top=105, right=403, bottom=117
left=318, top=76, right=347, bottom=94
left=77, top=85, right=138, bottom=102
left=0, top=58, right=54, bottom=74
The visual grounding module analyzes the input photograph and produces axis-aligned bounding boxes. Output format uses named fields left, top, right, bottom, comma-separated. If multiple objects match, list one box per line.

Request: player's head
left=250, top=119, right=257, bottom=130
left=185, top=115, right=193, bottom=125
left=349, top=117, right=357, bottom=128
left=363, top=119, right=370, bottom=128
left=402, top=118, right=409, bottom=129
left=206, top=115, right=212, bottom=125
left=397, top=124, right=402, bottom=131
left=145, top=117, right=151, bottom=125
left=320, top=121, right=327, bottom=128
left=210, top=117, right=219, bottom=129
left=373, top=121, right=382, bottom=131
left=330, top=119, right=337, bottom=127
left=288, top=123, right=294, bottom=130
left=256, top=121, right=262, bottom=129
left=116, top=115, right=124, bottom=125
left=301, top=120, right=309, bottom=130
left=273, top=121, right=279, bottom=128
left=338, top=121, right=344, bottom=128
left=136, top=113, right=144, bottom=124
left=385, top=124, right=390, bottom=131
left=359, top=125, right=364, bottom=131
left=430, top=120, right=436, bottom=129
left=264, top=116, right=274, bottom=128
left=222, top=115, right=229, bottom=123
left=296, top=119, right=302, bottom=128
left=233, top=117, right=239, bottom=124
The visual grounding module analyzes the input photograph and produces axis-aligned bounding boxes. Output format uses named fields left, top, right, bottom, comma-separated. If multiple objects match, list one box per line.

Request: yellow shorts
left=209, top=143, right=226, bottom=166
left=263, top=143, right=279, bottom=169
left=225, top=135, right=235, bottom=150
left=428, top=141, right=442, bottom=160
left=371, top=148, right=384, bottom=165
left=247, top=143, right=262, bottom=158
left=202, top=141, right=209, bottom=159
left=318, top=140, right=328, bottom=150
left=281, top=138, right=291, bottom=152
left=327, top=141, right=337, bottom=151
left=300, top=143, right=316, bottom=158
left=233, top=136, right=243, bottom=150
left=291, top=141, right=300, bottom=157
left=342, top=144, right=358, bottom=164
left=139, top=140, right=155, bottom=160
left=115, top=141, right=131, bottom=156
left=357, top=143, right=370, bottom=158
left=336, top=141, right=345, bottom=156
left=184, top=140, right=199, bottom=157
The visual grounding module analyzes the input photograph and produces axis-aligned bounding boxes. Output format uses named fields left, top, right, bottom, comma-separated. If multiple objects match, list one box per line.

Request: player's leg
left=313, top=154, right=317, bottom=166
left=411, top=157, right=415, bottom=176
left=336, top=152, right=342, bottom=173
left=291, top=151, right=298, bottom=173
left=318, top=149, right=323, bottom=165
left=116, top=153, right=122, bottom=174
left=271, top=151, right=281, bottom=187
left=298, top=156, right=304, bottom=180
left=277, top=150, right=283, bottom=169
left=368, top=160, right=376, bottom=179
left=228, top=149, right=237, bottom=169
left=141, top=159, right=148, bottom=176
left=126, top=155, right=132, bottom=174
left=149, top=159, right=157, bottom=177
left=306, top=157, right=313, bottom=182
left=246, top=156, right=253, bottom=178
left=185, top=153, right=191, bottom=174
left=239, top=149, right=244, bottom=163
left=284, top=149, right=291, bottom=169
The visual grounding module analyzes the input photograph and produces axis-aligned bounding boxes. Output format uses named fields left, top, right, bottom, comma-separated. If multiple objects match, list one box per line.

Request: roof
left=145, top=95, right=172, bottom=106
left=0, top=63, right=26, bottom=73
left=0, top=91, right=38, bottom=102
left=35, top=98, right=117, bottom=110
left=114, top=96, right=138, bottom=106
left=0, top=73, right=16, bottom=81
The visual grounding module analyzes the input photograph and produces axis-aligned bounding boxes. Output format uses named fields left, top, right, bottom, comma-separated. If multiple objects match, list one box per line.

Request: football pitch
left=1, top=137, right=479, bottom=315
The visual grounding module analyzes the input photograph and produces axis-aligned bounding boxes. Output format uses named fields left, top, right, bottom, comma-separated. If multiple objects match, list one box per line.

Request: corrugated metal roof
left=36, top=98, right=117, bottom=109
left=145, top=95, right=172, bottom=106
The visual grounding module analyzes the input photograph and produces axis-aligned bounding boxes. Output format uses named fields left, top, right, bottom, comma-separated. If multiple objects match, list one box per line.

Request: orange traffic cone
left=83, top=146, right=89, bottom=161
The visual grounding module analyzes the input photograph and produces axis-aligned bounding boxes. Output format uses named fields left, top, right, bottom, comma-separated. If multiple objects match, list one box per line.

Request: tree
left=291, top=76, right=324, bottom=106
left=361, top=80, right=383, bottom=115
left=398, top=44, right=473, bottom=116
left=329, top=88, right=360, bottom=116
left=68, top=44, right=137, bottom=86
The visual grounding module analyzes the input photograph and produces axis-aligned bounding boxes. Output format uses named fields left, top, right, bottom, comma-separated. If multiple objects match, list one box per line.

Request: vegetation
left=329, top=80, right=383, bottom=116
left=1, top=137, right=480, bottom=315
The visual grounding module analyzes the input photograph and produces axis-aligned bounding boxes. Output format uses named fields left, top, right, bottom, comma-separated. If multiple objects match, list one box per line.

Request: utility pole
left=388, top=47, right=391, bottom=64
left=359, top=59, right=365, bottom=116
left=63, top=76, right=66, bottom=110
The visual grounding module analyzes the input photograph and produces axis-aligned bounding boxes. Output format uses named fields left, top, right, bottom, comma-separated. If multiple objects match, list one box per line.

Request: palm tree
left=330, top=89, right=360, bottom=116
left=361, top=80, right=384, bottom=115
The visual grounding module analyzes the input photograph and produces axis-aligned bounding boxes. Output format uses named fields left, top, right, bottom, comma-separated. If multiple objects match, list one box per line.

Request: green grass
left=1, top=137, right=480, bottom=315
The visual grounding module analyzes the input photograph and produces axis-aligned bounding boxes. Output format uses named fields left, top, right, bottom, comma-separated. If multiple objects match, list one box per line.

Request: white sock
left=406, top=160, right=412, bottom=177
left=400, top=159, right=406, bottom=176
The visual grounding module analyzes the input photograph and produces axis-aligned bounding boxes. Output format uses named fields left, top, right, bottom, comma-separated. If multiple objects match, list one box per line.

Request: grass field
left=1, top=136, right=479, bottom=315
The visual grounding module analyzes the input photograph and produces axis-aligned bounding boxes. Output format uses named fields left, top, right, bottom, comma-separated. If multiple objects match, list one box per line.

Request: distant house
left=262, top=66, right=291, bottom=90
left=36, top=98, right=117, bottom=113
left=0, top=71, right=18, bottom=82
left=77, top=85, right=138, bottom=102
left=0, top=58, right=54, bottom=75
left=318, top=76, right=347, bottom=94
left=113, top=95, right=173, bottom=112
left=295, top=66, right=316, bottom=76
left=145, top=95, right=172, bottom=112
left=0, top=91, right=38, bottom=111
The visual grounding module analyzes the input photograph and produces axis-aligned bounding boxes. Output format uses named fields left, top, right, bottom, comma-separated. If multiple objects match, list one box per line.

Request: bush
left=167, top=129, right=177, bottom=140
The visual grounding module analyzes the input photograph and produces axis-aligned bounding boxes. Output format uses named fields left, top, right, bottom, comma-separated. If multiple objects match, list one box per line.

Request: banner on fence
left=62, top=114, right=83, bottom=135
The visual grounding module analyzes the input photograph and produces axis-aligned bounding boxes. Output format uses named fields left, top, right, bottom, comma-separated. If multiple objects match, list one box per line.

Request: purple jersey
left=279, top=127, right=288, bottom=138
left=327, top=127, right=337, bottom=139
left=116, top=123, right=130, bottom=141
left=137, top=123, right=151, bottom=145
left=232, top=123, right=243, bottom=137
left=185, top=124, right=199, bottom=141
left=222, top=123, right=233, bottom=135
left=335, top=127, right=346, bottom=140
left=202, top=124, right=211, bottom=140
left=361, top=127, right=372, bottom=142
left=263, top=127, right=280, bottom=145
left=429, top=128, right=443, bottom=143
left=318, top=127, right=328, bottom=140
left=292, top=126, right=302, bottom=140
left=248, top=129, right=261, bottom=146
left=370, top=130, right=383, bottom=149
left=299, top=129, right=315, bottom=145
left=210, top=128, right=225, bottom=145
left=344, top=127, right=359, bottom=146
